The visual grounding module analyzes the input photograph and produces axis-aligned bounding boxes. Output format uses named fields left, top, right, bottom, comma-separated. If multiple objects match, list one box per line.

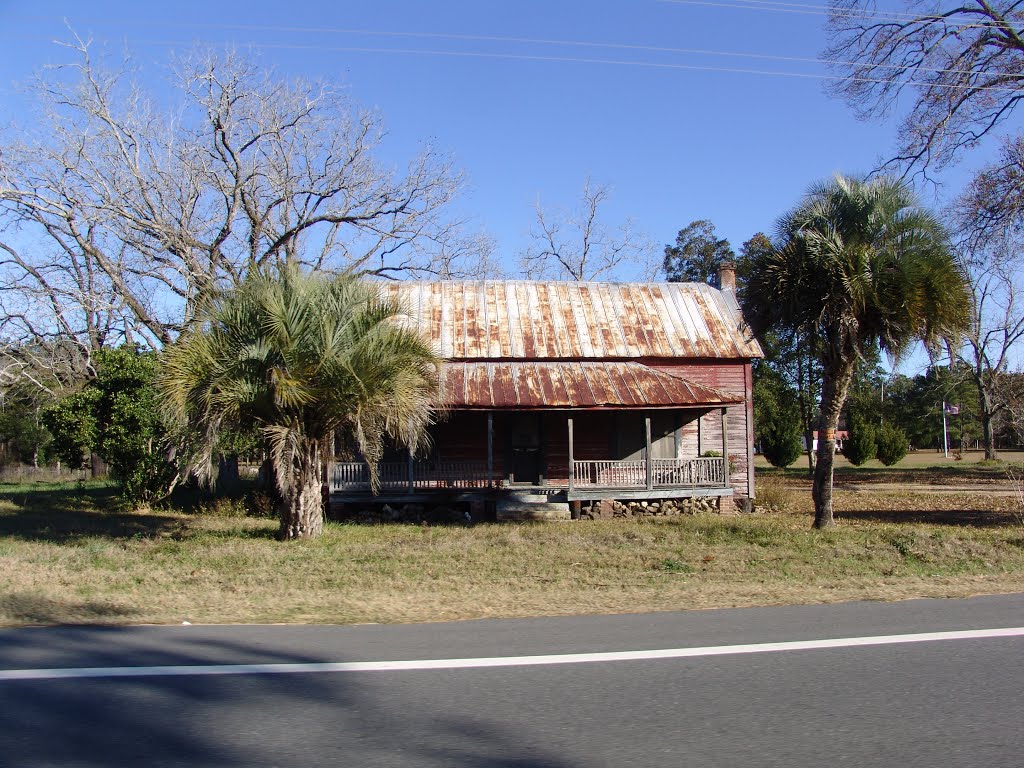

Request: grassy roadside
left=1, top=476, right=1023, bottom=627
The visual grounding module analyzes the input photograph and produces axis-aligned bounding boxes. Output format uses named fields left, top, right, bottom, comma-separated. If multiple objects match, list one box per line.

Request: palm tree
left=743, top=174, right=971, bottom=528
left=159, top=266, right=440, bottom=539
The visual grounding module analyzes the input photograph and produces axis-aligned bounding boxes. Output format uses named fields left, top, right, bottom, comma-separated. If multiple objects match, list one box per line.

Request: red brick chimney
left=718, top=261, right=736, bottom=292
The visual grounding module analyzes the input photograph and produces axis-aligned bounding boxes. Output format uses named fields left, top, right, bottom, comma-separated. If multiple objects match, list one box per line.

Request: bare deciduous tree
left=519, top=179, right=656, bottom=281
left=950, top=234, right=1024, bottom=458
left=0, top=36, right=485, bottom=371
left=957, top=135, right=1024, bottom=244
left=951, top=155, right=1024, bottom=458
left=825, top=0, right=1024, bottom=176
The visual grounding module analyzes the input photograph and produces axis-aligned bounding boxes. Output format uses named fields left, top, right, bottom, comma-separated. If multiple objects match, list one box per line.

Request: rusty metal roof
left=440, top=362, right=743, bottom=409
left=386, top=281, right=763, bottom=361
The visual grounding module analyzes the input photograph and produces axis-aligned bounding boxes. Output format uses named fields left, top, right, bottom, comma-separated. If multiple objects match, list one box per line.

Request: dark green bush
left=843, top=416, right=877, bottom=466
left=760, top=415, right=803, bottom=468
left=876, top=422, right=909, bottom=466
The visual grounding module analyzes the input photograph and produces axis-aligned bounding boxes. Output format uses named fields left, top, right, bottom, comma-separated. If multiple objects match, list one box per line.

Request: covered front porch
left=328, top=406, right=734, bottom=503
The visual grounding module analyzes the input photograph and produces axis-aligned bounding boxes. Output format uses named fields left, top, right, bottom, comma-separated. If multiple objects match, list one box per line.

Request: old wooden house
left=329, top=270, right=762, bottom=518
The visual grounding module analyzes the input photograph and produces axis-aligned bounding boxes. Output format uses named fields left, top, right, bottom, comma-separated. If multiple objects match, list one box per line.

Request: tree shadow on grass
left=196, top=525, right=280, bottom=542
left=833, top=465, right=1013, bottom=484
left=0, top=482, right=116, bottom=515
left=837, top=507, right=1020, bottom=527
left=0, top=593, right=139, bottom=626
left=161, top=479, right=261, bottom=515
left=0, top=484, right=186, bottom=544
left=768, top=463, right=1016, bottom=487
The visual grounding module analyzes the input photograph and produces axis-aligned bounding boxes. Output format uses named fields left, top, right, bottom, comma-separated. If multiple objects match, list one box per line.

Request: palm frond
left=744, top=173, right=971, bottom=367
left=157, top=265, right=441, bottom=496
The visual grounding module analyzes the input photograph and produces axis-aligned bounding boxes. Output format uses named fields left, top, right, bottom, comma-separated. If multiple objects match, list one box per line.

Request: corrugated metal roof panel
left=440, top=361, right=743, bottom=409
left=582, top=362, right=616, bottom=406
left=385, top=281, right=762, bottom=360
left=491, top=363, right=516, bottom=407
left=567, top=284, right=595, bottom=358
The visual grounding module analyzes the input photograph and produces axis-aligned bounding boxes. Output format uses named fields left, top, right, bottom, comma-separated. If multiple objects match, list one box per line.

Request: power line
left=9, top=3, right=1017, bottom=32
left=141, top=25, right=1015, bottom=77
left=130, top=38, right=1024, bottom=92
left=668, top=0, right=957, bottom=21
left=5, top=18, right=1016, bottom=84
left=659, top=0, right=1021, bottom=30
left=743, top=0, right=1024, bottom=25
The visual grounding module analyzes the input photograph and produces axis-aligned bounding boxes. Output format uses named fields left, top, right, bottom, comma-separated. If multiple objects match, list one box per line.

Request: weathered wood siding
left=429, top=413, right=505, bottom=476
left=648, top=359, right=755, bottom=499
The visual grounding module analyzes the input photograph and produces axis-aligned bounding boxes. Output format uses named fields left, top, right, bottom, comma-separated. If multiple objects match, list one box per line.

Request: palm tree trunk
left=277, top=443, right=325, bottom=540
left=798, top=336, right=817, bottom=475
left=812, top=358, right=857, bottom=529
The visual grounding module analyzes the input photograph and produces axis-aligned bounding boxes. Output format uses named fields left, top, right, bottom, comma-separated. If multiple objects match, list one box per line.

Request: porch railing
left=571, top=457, right=725, bottom=489
left=330, top=460, right=495, bottom=492
left=330, top=456, right=727, bottom=493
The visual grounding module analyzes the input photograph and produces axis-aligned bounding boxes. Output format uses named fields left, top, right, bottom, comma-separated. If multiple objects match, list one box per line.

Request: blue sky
left=0, top=0, right=994, bottom=283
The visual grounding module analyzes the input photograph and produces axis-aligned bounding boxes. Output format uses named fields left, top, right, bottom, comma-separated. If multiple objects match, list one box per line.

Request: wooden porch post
left=645, top=414, right=653, bottom=490
left=568, top=415, right=582, bottom=520
left=720, top=407, right=729, bottom=488
left=567, top=416, right=575, bottom=494
left=487, top=412, right=494, bottom=487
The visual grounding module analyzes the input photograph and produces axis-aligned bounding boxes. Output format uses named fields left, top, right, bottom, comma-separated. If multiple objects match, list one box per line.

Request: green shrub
left=42, top=390, right=100, bottom=470
left=843, top=416, right=877, bottom=466
left=760, top=416, right=803, bottom=468
left=876, top=422, right=909, bottom=466
left=42, top=347, right=173, bottom=504
left=753, top=366, right=804, bottom=468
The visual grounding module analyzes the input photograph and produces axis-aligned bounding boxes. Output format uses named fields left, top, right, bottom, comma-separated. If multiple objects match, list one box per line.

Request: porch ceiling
left=440, top=361, right=743, bottom=409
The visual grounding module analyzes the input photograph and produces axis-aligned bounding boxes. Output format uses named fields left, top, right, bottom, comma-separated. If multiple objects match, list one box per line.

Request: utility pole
left=942, top=401, right=949, bottom=458
left=942, top=402, right=959, bottom=458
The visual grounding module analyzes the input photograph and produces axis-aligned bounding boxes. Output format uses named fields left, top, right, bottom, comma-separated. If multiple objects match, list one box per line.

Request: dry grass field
left=1, top=458, right=1022, bottom=627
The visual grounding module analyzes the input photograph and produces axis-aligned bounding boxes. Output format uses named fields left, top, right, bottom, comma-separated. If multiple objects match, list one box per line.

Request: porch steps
left=496, top=490, right=570, bottom=522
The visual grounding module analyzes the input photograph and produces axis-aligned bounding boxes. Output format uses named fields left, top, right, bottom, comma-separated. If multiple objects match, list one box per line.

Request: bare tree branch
left=947, top=219, right=1024, bottom=456
left=518, top=178, right=657, bottom=281
left=0, top=38, right=485, bottom=365
left=825, top=0, right=1024, bottom=176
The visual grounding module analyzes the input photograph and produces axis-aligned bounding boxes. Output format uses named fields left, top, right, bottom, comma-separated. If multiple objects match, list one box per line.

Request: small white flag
left=944, top=403, right=960, bottom=415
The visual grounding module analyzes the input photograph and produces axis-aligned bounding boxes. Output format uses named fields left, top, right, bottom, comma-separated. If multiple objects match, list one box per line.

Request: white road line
left=2, top=626, right=1023, bottom=682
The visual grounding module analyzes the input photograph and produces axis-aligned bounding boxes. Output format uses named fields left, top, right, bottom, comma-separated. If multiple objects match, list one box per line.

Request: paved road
left=1, top=595, right=1022, bottom=767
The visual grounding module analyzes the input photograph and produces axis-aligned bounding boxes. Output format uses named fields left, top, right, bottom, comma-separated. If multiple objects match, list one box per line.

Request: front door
left=508, top=413, right=542, bottom=484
